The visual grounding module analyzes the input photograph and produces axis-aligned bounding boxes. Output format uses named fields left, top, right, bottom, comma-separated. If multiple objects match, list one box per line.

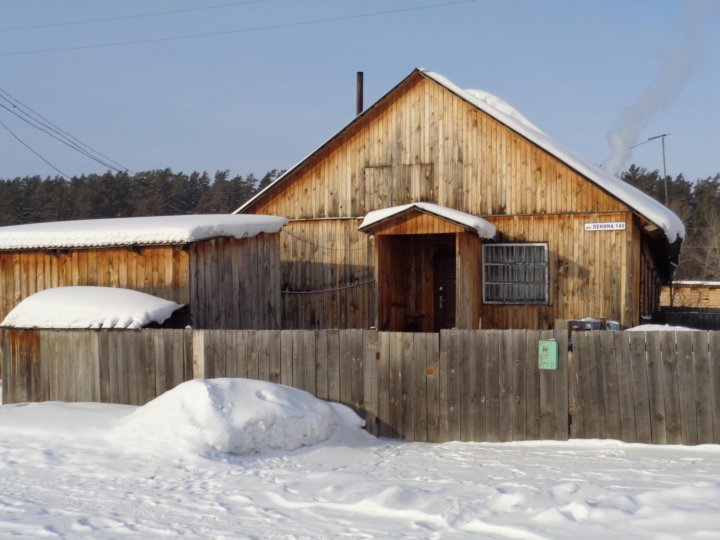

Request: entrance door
left=433, top=250, right=456, bottom=331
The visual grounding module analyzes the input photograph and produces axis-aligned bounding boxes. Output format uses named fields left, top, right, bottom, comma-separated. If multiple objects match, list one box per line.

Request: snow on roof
left=0, top=214, right=288, bottom=250
left=1, top=287, right=183, bottom=329
left=358, top=202, right=497, bottom=239
left=420, top=70, right=685, bottom=242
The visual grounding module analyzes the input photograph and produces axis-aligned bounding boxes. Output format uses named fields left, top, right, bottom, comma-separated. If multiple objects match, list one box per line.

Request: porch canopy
left=359, top=203, right=495, bottom=332
left=358, top=202, right=496, bottom=238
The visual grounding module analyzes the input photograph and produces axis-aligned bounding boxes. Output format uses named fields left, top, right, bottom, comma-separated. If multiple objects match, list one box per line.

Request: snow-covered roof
left=1, top=286, right=183, bottom=329
left=0, top=214, right=288, bottom=250
left=237, top=69, right=684, bottom=244
left=420, top=70, right=685, bottom=243
left=358, top=202, right=496, bottom=239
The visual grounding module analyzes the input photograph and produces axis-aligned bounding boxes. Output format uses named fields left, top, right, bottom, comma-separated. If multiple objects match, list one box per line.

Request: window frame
left=482, top=243, right=549, bottom=305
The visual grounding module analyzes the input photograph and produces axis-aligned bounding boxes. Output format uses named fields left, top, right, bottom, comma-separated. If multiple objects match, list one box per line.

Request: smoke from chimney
left=602, top=0, right=715, bottom=176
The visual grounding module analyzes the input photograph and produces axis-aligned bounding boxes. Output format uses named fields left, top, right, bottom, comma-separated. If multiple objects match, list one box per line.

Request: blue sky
left=1, top=0, right=718, bottom=183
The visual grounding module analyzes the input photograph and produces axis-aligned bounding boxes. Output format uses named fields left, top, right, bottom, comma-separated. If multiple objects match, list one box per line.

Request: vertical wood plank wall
left=482, top=212, right=635, bottom=329
left=189, top=234, right=282, bottom=330
left=4, top=328, right=717, bottom=446
left=279, top=220, right=375, bottom=329
left=0, top=246, right=191, bottom=323
left=279, top=211, right=638, bottom=330
left=250, top=76, right=629, bottom=219
left=245, top=73, right=649, bottom=329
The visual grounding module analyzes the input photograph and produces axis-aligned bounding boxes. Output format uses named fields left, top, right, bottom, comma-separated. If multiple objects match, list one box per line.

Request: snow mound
left=627, top=324, right=699, bottom=332
left=112, top=378, right=338, bottom=457
left=1, top=286, right=182, bottom=329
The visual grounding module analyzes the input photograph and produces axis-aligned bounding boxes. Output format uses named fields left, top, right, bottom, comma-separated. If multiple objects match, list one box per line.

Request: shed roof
left=236, top=68, right=684, bottom=245
left=0, top=214, right=287, bottom=251
left=359, top=203, right=496, bottom=239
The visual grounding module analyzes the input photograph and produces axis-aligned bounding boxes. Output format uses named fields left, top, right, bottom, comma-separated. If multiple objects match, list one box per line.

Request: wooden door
left=433, top=250, right=456, bottom=331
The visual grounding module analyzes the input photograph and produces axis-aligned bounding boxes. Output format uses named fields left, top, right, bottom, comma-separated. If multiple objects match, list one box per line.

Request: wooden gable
left=244, top=70, right=630, bottom=221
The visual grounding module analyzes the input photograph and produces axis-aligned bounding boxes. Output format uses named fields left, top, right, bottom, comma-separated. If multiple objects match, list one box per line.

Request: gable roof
left=236, top=68, right=684, bottom=245
left=358, top=202, right=496, bottom=239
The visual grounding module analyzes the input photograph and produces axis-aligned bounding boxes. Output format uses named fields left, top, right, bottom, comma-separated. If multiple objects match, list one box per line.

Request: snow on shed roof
left=237, top=69, right=684, bottom=244
left=420, top=70, right=685, bottom=242
left=359, top=202, right=497, bottom=239
left=1, top=287, right=183, bottom=329
left=0, top=214, right=287, bottom=250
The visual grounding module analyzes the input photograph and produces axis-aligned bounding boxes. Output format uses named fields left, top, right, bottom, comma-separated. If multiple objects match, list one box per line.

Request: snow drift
left=112, top=378, right=338, bottom=457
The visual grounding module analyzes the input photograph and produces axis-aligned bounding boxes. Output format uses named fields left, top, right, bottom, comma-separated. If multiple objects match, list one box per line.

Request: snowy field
left=1, top=378, right=719, bottom=539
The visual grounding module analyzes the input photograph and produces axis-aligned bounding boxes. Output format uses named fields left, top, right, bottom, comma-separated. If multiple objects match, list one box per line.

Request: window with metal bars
left=482, top=243, right=549, bottom=304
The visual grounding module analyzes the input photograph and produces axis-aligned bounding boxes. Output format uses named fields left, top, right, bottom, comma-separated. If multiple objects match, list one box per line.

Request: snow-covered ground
left=1, top=378, right=719, bottom=539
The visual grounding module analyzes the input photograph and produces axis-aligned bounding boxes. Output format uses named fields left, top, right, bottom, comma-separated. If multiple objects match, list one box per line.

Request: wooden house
left=236, top=69, right=684, bottom=331
left=0, top=214, right=286, bottom=330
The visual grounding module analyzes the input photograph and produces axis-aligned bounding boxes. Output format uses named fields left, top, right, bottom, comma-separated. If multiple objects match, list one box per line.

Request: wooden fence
left=2, top=329, right=719, bottom=445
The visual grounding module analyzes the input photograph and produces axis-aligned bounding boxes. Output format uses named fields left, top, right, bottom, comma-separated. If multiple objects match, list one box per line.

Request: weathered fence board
left=510, top=330, right=525, bottom=441
left=599, top=331, right=621, bottom=440
left=485, top=330, right=501, bottom=442
left=661, top=331, right=683, bottom=444
left=675, top=331, right=697, bottom=445
left=645, top=331, right=667, bottom=444
left=692, top=332, right=713, bottom=444
left=629, top=331, right=652, bottom=444
left=2, top=328, right=719, bottom=446
left=710, top=332, right=720, bottom=442
left=553, top=329, right=569, bottom=441
left=525, top=330, right=541, bottom=440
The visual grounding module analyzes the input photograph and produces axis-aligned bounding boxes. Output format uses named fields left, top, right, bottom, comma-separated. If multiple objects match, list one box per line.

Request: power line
left=0, top=90, right=133, bottom=173
left=282, top=277, right=375, bottom=295
left=0, top=88, right=132, bottom=172
left=0, top=101, right=124, bottom=173
left=0, top=0, right=271, bottom=33
left=0, top=0, right=480, bottom=57
left=0, top=118, right=70, bottom=179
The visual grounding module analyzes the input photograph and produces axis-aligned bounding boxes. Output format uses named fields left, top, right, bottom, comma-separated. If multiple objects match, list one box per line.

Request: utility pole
left=631, top=133, right=671, bottom=206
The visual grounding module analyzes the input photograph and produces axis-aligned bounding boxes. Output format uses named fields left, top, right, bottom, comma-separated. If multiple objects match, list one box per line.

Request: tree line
left=0, top=168, right=282, bottom=224
left=621, top=165, right=720, bottom=280
left=0, top=165, right=718, bottom=280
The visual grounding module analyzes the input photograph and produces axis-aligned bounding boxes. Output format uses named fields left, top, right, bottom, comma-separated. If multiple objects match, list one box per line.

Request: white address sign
left=584, top=222, right=626, bottom=232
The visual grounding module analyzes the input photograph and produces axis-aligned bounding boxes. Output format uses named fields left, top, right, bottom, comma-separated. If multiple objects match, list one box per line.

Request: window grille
left=482, top=243, right=548, bottom=304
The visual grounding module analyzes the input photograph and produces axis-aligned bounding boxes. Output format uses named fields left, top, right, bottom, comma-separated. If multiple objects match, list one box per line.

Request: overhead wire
left=0, top=118, right=70, bottom=179
left=0, top=0, right=271, bottom=33
left=0, top=101, right=125, bottom=174
left=0, top=88, right=133, bottom=173
left=0, top=0, right=481, bottom=57
left=0, top=90, right=128, bottom=172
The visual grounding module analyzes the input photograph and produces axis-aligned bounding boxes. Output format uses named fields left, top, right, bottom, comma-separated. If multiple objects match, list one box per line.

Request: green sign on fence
left=538, top=339, right=558, bottom=370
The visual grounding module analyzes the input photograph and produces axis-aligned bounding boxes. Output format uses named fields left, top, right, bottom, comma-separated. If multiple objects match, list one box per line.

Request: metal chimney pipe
left=356, top=71, right=364, bottom=116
